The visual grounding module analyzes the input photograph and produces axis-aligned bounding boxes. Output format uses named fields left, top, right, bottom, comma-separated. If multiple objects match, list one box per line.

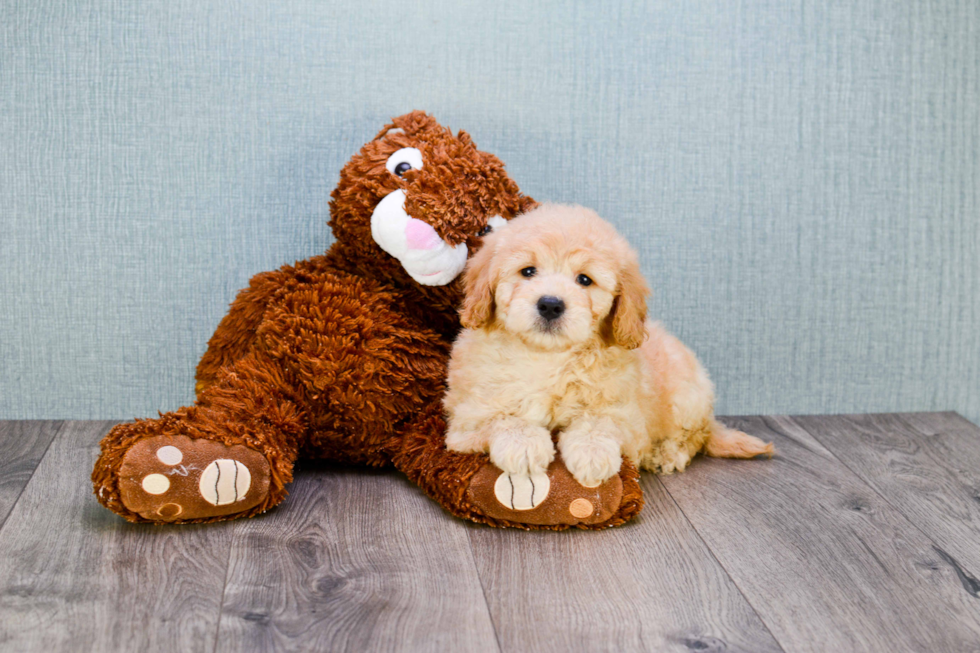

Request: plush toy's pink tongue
left=404, top=218, right=442, bottom=251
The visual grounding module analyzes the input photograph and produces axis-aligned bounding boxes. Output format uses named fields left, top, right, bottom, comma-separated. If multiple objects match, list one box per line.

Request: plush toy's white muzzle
left=370, top=189, right=469, bottom=286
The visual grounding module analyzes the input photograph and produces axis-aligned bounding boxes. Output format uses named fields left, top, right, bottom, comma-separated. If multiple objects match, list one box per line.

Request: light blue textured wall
left=1, top=0, right=977, bottom=423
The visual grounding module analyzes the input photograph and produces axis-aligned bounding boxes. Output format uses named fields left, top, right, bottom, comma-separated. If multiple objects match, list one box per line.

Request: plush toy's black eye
left=520, top=267, right=537, bottom=278
left=394, top=161, right=412, bottom=176
left=477, top=225, right=493, bottom=237
left=386, top=147, right=423, bottom=177
left=576, top=274, right=593, bottom=287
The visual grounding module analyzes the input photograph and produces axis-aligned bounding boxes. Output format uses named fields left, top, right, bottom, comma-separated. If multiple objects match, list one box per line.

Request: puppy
left=443, top=204, right=772, bottom=489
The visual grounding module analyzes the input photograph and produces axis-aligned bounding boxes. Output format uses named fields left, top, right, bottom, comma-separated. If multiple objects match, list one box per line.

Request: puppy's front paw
left=488, top=420, right=555, bottom=477
left=559, top=428, right=622, bottom=488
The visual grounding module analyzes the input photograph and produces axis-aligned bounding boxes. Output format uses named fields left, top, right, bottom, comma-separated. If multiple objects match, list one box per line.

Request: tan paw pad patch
left=493, top=472, right=550, bottom=511
left=199, top=459, right=251, bottom=506
left=568, top=498, right=594, bottom=519
left=141, top=474, right=170, bottom=495
left=156, top=445, right=183, bottom=465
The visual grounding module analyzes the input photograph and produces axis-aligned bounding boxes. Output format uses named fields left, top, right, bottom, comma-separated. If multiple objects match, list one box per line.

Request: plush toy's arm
left=195, top=268, right=290, bottom=395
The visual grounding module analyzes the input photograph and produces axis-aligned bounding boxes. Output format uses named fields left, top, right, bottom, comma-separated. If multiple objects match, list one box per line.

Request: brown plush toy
left=92, top=112, right=644, bottom=529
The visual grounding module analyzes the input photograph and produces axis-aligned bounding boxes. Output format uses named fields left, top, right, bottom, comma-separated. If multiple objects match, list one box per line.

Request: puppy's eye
left=386, top=147, right=423, bottom=177
left=520, top=267, right=537, bottom=278
left=477, top=225, right=492, bottom=237
left=576, top=274, right=593, bottom=287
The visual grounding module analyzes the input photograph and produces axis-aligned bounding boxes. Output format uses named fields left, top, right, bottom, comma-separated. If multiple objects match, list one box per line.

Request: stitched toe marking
left=141, top=474, right=170, bottom=495
left=156, top=446, right=183, bottom=465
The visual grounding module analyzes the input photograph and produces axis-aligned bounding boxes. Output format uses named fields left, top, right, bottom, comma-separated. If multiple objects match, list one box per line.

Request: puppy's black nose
left=536, top=296, right=566, bottom=321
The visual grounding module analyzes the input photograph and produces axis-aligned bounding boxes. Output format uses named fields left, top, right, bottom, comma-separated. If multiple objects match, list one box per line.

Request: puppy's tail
left=704, top=420, right=774, bottom=459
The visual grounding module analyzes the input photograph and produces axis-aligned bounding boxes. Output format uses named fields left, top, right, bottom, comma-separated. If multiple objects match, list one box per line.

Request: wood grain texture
left=215, top=464, right=500, bottom=653
left=0, top=421, right=61, bottom=528
left=0, top=421, right=233, bottom=653
left=791, top=412, right=980, bottom=590
left=468, top=474, right=783, bottom=653
left=661, top=416, right=980, bottom=652
left=4, top=415, right=980, bottom=653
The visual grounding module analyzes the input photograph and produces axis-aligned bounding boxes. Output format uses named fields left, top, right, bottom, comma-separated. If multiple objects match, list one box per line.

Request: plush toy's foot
left=465, top=453, right=639, bottom=529
left=94, top=401, right=300, bottom=524
left=116, top=434, right=271, bottom=522
left=391, top=406, right=645, bottom=530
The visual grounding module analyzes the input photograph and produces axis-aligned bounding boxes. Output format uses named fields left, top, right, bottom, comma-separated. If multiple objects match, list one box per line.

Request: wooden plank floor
left=0, top=413, right=979, bottom=652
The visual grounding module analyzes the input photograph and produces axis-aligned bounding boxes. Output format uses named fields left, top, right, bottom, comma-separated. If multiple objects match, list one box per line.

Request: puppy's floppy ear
left=460, top=239, right=498, bottom=329
left=605, top=254, right=649, bottom=349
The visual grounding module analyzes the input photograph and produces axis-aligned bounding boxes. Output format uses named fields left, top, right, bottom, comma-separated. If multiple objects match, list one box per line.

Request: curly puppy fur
left=444, top=204, right=773, bottom=488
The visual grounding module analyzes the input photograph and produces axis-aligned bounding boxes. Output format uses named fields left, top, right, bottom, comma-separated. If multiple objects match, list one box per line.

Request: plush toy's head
left=329, top=111, right=536, bottom=289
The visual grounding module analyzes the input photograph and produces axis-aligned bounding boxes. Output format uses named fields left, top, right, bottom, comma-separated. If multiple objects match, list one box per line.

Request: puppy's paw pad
left=494, top=472, right=550, bottom=510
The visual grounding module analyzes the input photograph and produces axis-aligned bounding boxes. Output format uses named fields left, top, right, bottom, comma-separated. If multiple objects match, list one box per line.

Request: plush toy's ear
left=517, top=196, right=539, bottom=215
left=460, top=240, right=498, bottom=329
left=605, top=255, right=649, bottom=349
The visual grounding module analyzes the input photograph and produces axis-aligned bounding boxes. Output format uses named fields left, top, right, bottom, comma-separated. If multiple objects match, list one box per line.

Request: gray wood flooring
left=0, top=413, right=979, bottom=652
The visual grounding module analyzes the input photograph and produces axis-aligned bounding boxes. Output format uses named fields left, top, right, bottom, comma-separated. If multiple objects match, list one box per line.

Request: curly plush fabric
left=92, top=112, right=643, bottom=529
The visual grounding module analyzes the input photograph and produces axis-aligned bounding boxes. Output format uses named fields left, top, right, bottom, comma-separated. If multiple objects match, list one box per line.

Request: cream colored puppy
left=444, top=204, right=772, bottom=488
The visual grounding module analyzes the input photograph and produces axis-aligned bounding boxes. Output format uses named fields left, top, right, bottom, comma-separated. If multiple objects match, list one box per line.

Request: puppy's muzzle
left=536, top=296, right=566, bottom=322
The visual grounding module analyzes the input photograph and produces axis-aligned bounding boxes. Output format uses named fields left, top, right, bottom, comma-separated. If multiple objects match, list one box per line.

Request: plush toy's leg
left=390, top=404, right=644, bottom=530
left=92, top=355, right=305, bottom=523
